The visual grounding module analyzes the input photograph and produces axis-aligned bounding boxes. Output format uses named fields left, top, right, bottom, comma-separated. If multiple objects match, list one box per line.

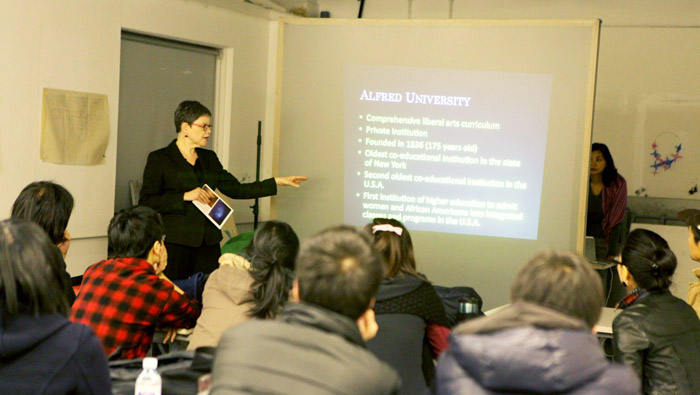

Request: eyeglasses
left=191, top=122, right=213, bottom=131
left=161, top=235, right=167, bottom=243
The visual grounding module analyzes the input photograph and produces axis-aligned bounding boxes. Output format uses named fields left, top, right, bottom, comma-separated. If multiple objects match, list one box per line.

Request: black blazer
left=139, top=140, right=277, bottom=247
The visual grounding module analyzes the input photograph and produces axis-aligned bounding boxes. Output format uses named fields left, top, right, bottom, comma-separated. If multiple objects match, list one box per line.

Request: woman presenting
left=139, top=100, right=306, bottom=280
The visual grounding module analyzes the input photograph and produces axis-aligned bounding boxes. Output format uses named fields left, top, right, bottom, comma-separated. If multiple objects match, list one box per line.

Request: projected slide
left=344, top=65, right=553, bottom=239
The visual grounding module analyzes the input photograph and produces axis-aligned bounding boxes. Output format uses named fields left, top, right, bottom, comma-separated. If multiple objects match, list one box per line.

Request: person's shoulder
left=613, top=173, right=627, bottom=186
left=585, top=362, right=640, bottom=394
left=613, top=303, right=649, bottom=332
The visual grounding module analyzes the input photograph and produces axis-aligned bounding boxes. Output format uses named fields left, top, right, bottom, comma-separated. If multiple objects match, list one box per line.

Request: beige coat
left=187, top=253, right=254, bottom=350
left=688, top=268, right=700, bottom=319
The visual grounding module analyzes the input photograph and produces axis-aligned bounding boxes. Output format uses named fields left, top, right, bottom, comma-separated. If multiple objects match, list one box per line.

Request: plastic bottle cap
left=143, top=357, right=158, bottom=370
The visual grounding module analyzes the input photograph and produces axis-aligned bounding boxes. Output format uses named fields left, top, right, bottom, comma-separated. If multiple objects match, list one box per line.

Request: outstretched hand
left=275, top=176, right=308, bottom=188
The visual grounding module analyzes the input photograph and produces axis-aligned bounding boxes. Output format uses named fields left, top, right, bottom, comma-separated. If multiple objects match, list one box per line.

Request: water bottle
left=134, top=357, right=161, bottom=395
left=456, top=296, right=480, bottom=323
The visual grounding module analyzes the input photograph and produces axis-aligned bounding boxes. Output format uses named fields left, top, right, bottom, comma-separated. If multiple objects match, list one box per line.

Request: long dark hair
left=621, top=229, right=677, bottom=291
left=244, top=221, right=300, bottom=319
left=0, top=220, right=69, bottom=317
left=591, top=143, right=619, bottom=187
left=11, top=181, right=74, bottom=246
left=364, top=218, right=421, bottom=280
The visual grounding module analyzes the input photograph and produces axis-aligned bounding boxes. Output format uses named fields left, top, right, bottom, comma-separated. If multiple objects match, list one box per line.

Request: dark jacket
left=436, top=302, right=640, bottom=394
left=139, top=140, right=277, bottom=248
left=58, top=247, right=76, bottom=306
left=211, top=301, right=401, bottom=394
left=613, top=290, right=700, bottom=394
left=0, top=311, right=111, bottom=394
left=368, top=276, right=449, bottom=395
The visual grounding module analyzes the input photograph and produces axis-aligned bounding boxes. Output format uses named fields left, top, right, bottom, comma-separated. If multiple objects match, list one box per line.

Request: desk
left=595, top=307, right=620, bottom=360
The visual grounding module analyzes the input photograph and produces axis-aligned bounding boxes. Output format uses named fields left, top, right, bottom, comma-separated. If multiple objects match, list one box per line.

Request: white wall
left=317, top=0, right=700, bottom=23
left=0, top=0, right=280, bottom=277
left=0, top=0, right=121, bottom=276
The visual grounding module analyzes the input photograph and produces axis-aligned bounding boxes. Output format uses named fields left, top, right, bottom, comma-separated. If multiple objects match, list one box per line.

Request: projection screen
left=273, top=19, right=600, bottom=308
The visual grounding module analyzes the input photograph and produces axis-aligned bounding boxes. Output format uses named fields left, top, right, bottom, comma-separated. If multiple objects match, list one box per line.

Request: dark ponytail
left=621, top=229, right=677, bottom=291
left=244, top=221, right=300, bottom=319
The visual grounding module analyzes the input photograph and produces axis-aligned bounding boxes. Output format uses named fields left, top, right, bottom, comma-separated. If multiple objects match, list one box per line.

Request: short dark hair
left=591, top=143, right=620, bottom=187
left=108, top=206, right=164, bottom=259
left=174, top=100, right=211, bottom=133
left=621, top=229, right=677, bottom=291
left=364, top=218, right=421, bottom=280
left=11, top=181, right=74, bottom=245
left=296, top=225, right=383, bottom=320
left=0, top=220, right=69, bottom=317
left=244, top=221, right=300, bottom=319
left=511, top=249, right=603, bottom=328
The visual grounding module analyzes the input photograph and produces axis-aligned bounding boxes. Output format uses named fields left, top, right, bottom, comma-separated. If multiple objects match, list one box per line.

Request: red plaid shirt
left=70, top=257, right=201, bottom=360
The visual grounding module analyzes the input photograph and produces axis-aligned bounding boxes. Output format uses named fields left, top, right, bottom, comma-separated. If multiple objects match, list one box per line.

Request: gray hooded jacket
left=435, top=301, right=640, bottom=394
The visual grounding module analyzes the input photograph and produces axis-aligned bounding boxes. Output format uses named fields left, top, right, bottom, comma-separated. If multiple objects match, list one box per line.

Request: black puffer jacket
left=613, top=290, right=700, bottom=394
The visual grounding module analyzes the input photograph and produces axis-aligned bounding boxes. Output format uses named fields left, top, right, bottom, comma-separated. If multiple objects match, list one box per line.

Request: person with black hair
left=211, top=226, right=401, bottom=394
left=678, top=208, right=700, bottom=318
left=436, top=249, right=639, bottom=394
left=0, top=220, right=111, bottom=394
left=10, top=180, right=76, bottom=305
left=187, top=221, right=299, bottom=350
left=70, top=206, right=201, bottom=360
left=587, top=143, right=628, bottom=306
left=613, top=228, right=700, bottom=394
left=364, top=218, right=450, bottom=394
left=139, top=100, right=307, bottom=280
left=587, top=143, right=627, bottom=260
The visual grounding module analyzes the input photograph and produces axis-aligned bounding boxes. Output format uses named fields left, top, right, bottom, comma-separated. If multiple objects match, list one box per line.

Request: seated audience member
left=364, top=218, right=450, bottom=394
left=0, top=220, right=111, bottom=394
left=436, top=249, right=639, bottom=394
left=11, top=180, right=76, bottom=305
left=679, top=208, right=700, bottom=318
left=187, top=220, right=299, bottom=350
left=211, top=226, right=401, bottom=394
left=613, top=229, right=700, bottom=394
left=71, top=206, right=201, bottom=360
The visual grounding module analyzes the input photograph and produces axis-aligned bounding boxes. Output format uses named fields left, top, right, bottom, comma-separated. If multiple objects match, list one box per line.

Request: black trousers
left=593, top=236, right=628, bottom=307
left=164, top=241, right=221, bottom=280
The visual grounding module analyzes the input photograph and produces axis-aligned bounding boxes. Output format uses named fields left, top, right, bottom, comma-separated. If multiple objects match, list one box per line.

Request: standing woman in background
left=587, top=142, right=627, bottom=261
left=139, top=100, right=307, bottom=280
left=587, top=143, right=627, bottom=306
left=613, top=228, right=700, bottom=394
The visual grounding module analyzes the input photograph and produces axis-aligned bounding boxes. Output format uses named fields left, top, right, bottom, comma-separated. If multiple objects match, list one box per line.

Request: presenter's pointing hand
left=184, top=187, right=216, bottom=204
left=275, top=176, right=308, bottom=188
